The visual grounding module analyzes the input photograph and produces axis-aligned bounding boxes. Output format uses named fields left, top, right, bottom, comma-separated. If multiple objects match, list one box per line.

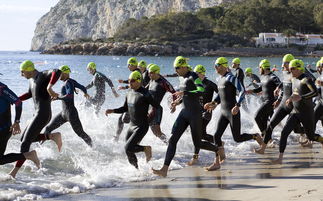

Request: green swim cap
left=245, top=67, right=252, bottom=74
left=316, top=60, right=322, bottom=67
left=187, top=65, right=192, bottom=71
left=127, top=57, right=138, bottom=66
left=194, top=65, right=206, bottom=75
left=128, top=71, right=142, bottom=82
left=215, top=57, right=228, bottom=67
left=147, top=63, right=154, bottom=70
left=87, top=62, right=96, bottom=70
left=138, top=60, right=147, bottom=68
left=289, top=59, right=305, bottom=72
left=232, top=58, right=240, bottom=64
left=148, top=64, right=160, bottom=74
left=20, top=60, right=35, bottom=72
left=259, top=59, right=270, bottom=69
left=174, top=56, right=188, bottom=68
left=59, top=65, right=71, bottom=74
left=282, top=54, right=294, bottom=63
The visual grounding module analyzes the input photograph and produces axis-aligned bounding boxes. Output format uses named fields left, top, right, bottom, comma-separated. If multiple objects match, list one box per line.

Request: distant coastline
left=41, top=41, right=323, bottom=57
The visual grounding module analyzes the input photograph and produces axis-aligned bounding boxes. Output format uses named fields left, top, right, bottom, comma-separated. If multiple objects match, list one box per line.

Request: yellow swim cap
left=289, top=59, right=305, bottom=72
left=194, top=65, right=206, bottom=75
left=59, top=65, right=71, bottom=74
left=232, top=58, right=240, bottom=64
left=138, top=60, right=147, bottom=68
left=127, top=57, right=138, bottom=66
left=20, top=60, right=35, bottom=72
left=282, top=54, right=294, bottom=63
left=259, top=59, right=270, bottom=69
left=128, top=71, right=142, bottom=83
left=87, top=62, right=96, bottom=70
left=245, top=67, right=252, bottom=74
left=215, top=57, right=228, bottom=67
left=148, top=64, right=160, bottom=74
left=174, top=56, right=189, bottom=68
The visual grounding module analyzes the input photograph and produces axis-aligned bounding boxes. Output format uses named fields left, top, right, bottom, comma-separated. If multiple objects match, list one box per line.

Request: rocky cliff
left=31, top=0, right=233, bottom=51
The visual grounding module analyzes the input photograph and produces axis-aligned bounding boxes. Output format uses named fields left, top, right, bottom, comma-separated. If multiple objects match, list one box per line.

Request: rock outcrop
left=31, top=0, right=233, bottom=51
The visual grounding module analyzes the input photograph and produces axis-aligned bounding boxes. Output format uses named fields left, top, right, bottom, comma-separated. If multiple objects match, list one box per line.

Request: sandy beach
left=45, top=143, right=323, bottom=201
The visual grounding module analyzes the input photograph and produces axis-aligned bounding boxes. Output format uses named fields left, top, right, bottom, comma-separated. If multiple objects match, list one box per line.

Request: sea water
left=0, top=51, right=320, bottom=200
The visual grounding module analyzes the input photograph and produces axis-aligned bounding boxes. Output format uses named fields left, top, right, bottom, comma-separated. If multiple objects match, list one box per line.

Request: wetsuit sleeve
left=49, top=69, right=61, bottom=85
left=146, top=91, right=161, bottom=109
left=2, top=86, right=22, bottom=122
left=210, top=81, right=218, bottom=93
left=19, top=91, right=32, bottom=101
left=101, top=74, right=114, bottom=88
left=161, top=78, right=177, bottom=101
left=122, top=80, right=129, bottom=84
left=272, top=75, right=281, bottom=87
left=301, top=78, right=318, bottom=99
left=58, top=81, right=74, bottom=101
left=213, top=94, right=221, bottom=104
left=113, top=97, right=128, bottom=113
left=73, top=80, right=87, bottom=94
left=86, top=74, right=96, bottom=89
left=253, top=85, right=262, bottom=93
left=227, top=75, right=245, bottom=105
left=164, top=73, right=178, bottom=77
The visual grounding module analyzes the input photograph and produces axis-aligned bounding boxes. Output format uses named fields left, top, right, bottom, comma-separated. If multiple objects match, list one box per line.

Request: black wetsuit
left=113, top=87, right=161, bottom=168
left=279, top=73, right=323, bottom=153
left=314, top=74, right=323, bottom=129
left=234, top=67, right=245, bottom=87
left=264, top=71, right=294, bottom=143
left=44, top=78, right=92, bottom=146
left=164, top=71, right=217, bottom=166
left=142, top=70, right=150, bottom=87
left=0, top=82, right=25, bottom=165
left=116, top=68, right=142, bottom=137
left=16, top=69, right=61, bottom=167
left=246, top=74, right=261, bottom=88
left=86, top=71, right=114, bottom=112
left=193, top=78, right=218, bottom=155
left=252, top=72, right=281, bottom=134
left=147, top=76, right=176, bottom=126
left=213, top=72, right=256, bottom=147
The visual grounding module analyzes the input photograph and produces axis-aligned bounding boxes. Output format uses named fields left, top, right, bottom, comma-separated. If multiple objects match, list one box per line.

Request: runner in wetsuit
left=9, top=60, right=62, bottom=178
left=152, top=56, right=218, bottom=177
left=44, top=65, right=93, bottom=147
left=255, top=54, right=299, bottom=153
left=0, top=82, right=40, bottom=167
left=188, top=64, right=218, bottom=165
left=106, top=71, right=160, bottom=168
left=138, top=60, right=150, bottom=87
left=86, top=62, right=119, bottom=113
left=231, top=58, right=244, bottom=87
left=272, top=59, right=323, bottom=164
left=147, top=64, right=176, bottom=143
left=314, top=59, right=323, bottom=131
left=203, top=57, right=263, bottom=171
left=114, top=57, right=142, bottom=141
left=246, top=59, right=281, bottom=137
left=245, top=68, right=261, bottom=89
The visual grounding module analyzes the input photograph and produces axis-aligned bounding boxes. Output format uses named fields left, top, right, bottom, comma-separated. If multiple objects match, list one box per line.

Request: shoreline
left=45, top=143, right=323, bottom=201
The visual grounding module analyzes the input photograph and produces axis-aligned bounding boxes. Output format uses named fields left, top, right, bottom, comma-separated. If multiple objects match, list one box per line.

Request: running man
left=152, top=56, right=218, bottom=177
left=86, top=62, right=119, bottom=113
left=0, top=81, right=40, bottom=167
left=272, top=59, right=323, bottom=164
left=106, top=71, right=160, bottom=169
left=147, top=64, right=176, bottom=143
left=188, top=64, right=218, bottom=165
left=9, top=60, right=62, bottom=178
left=231, top=58, right=244, bottom=87
left=204, top=57, right=263, bottom=171
left=44, top=65, right=93, bottom=147
left=246, top=59, right=281, bottom=137
left=245, top=68, right=260, bottom=89
left=138, top=60, right=150, bottom=86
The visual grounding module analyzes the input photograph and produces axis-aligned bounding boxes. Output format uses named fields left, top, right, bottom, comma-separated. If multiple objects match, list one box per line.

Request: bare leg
left=254, top=133, right=264, bottom=146
left=8, top=167, right=20, bottom=178
left=218, top=146, right=226, bottom=164
left=47, top=132, right=62, bottom=152
left=152, top=165, right=169, bottom=177
left=272, top=153, right=284, bottom=164
left=144, top=146, right=152, bottom=162
left=23, top=150, right=40, bottom=169
left=151, top=125, right=168, bottom=144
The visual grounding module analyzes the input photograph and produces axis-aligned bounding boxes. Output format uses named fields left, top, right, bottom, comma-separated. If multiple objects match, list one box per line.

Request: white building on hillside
left=255, top=33, right=323, bottom=47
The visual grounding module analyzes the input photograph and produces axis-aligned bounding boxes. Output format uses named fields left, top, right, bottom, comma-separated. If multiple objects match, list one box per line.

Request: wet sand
left=46, top=144, right=323, bottom=201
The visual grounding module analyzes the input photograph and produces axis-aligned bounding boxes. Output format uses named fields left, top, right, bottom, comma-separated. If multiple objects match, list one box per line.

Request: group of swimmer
left=1, top=54, right=323, bottom=178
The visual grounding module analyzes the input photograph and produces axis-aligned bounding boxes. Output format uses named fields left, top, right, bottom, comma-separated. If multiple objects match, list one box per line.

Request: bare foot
left=254, top=147, right=265, bottom=154
left=144, top=146, right=152, bottom=162
left=152, top=165, right=168, bottom=177
left=49, top=133, right=62, bottom=152
left=267, top=140, right=276, bottom=149
left=301, top=141, right=313, bottom=148
left=205, top=163, right=221, bottom=171
left=218, top=147, right=226, bottom=163
left=255, top=134, right=264, bottom=146
left=24, top=150, right=40, bottom=169
left=271, top=158, right=282, bottom=164
left=187, top=158, right=199, bottom=166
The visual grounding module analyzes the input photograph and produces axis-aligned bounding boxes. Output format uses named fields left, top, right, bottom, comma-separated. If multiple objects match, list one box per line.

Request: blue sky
left=0, top=0, right=59, bottom=51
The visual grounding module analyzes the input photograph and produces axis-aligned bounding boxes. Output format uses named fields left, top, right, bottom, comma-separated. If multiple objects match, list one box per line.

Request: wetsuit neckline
left=296, top=73, right=306, bottom=80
